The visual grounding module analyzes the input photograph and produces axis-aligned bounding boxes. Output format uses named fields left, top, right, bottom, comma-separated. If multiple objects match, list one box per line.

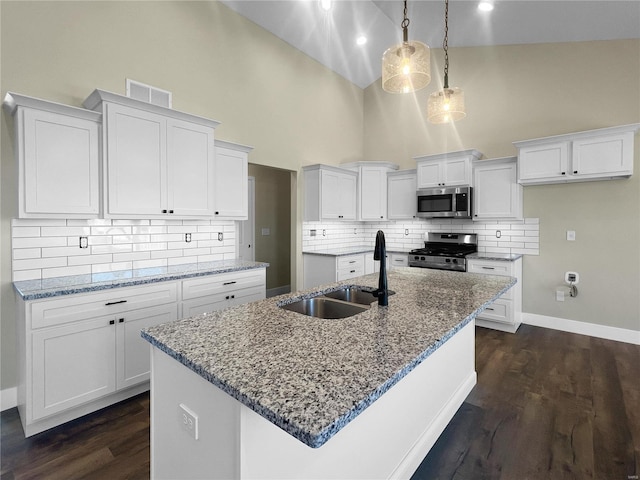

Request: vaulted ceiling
left=220, top=1, right=640, bottom=88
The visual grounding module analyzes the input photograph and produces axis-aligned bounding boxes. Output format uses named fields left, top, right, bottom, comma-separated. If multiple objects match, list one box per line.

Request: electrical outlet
left=565, top=271, right=579, bottom=284
left=185, top=233, right=191, bottom=243
left=179, top=403, right=199, bottom=440
left=79, top=236, right=88, bottom=249
left=566, top=230, right=576, bottom=241
left=218, top=232, right=223, bottom=241
left=310, top=229, right=316, bottom=237
left=405, top=229, right=409, bottom=236
left=496, top=230, right=501, bottom=238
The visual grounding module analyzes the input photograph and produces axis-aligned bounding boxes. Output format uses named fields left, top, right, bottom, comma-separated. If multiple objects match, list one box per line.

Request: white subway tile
left=68, top=254, right=113, bottom=266
left=13, top=257, right=67, bottom=271
left=42, top=246, right=90, bottom=258
left=13, top=248, right=41, bottom=260
left=12, top=226, right=41, bottom=238
left=112, top=219, right=149, bottom=226
left=150, top=250, right=184, bottom=260
left=168, top=256, right=198, bottom=266
left=41, top=226, right=91, bottom=237
left=12, top=219, right=66, bottom=227
left=42, top=265, right=91, bottom=279
left=113, top=252, right=151, bottom=263
left=12, top=237, right=67, bottom=248
left=13, top=269, right=42, bottom=281
left=133, top=225, right=166, bottom=235
left=91, top=226, right=132, bottom=236
left=132, top=242, right=167, bottom=252
left=91, top=244, right=133, bottom=255
left=92, top=262, right=132, bottom=274
left=133, top=259, right=168, bottom=270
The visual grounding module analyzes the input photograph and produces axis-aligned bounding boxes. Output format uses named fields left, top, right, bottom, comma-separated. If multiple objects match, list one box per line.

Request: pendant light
left=428, top=0, right=466, bottom=123
left=381, top=0, right=430, bottom=94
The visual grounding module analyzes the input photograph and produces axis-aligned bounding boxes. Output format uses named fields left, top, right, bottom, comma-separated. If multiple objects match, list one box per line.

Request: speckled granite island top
left=142, top=267, right=515, bottom=449
left=14, top=259, right=269, bottom=300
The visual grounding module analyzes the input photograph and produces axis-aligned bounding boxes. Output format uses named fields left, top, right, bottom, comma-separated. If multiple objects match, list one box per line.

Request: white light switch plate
left=179, top=403, right=199, bottom=440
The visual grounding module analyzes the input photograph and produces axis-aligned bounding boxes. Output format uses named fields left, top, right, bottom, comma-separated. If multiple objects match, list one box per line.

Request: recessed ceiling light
left=478, top=0, right=494, bottom=12
left=319, top=0, right=332, bottom=11
left=356, top=35, right=367, bottom=46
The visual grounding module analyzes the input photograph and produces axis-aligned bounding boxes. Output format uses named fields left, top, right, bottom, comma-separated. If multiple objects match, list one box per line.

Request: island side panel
left=238, top=321, right=476, bottom=479
left=150, top=345, right=241, bottom=480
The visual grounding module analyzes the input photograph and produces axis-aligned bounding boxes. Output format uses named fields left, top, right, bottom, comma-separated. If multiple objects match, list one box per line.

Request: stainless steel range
left=409, top=233, right=478, bottom=272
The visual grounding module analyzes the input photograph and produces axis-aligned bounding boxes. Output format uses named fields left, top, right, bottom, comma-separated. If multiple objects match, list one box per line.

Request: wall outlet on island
left=179, top=403, right=199, bottom=440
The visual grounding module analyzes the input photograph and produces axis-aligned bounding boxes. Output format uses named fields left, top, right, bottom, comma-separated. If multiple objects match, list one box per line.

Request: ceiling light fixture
left=381, top=0, right=430, bottom=94
left=478, top=0, right=494, bottom=12
left=356, top=35, right=367, bottom=46
left=319, top=0, right=332, bottom=12
left=428, top=0, right=466, bottom=124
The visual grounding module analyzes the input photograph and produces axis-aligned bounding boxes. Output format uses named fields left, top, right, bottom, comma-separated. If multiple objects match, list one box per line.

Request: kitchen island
left=142, top=267, right=515, bottom=479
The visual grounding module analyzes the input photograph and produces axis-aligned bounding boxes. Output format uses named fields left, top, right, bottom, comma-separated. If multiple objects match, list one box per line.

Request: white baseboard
left=522, top=313, right=640, bottom=345
left=1, top=387, right=17, bottom=412
left=266, top=285, right=291, bottom=298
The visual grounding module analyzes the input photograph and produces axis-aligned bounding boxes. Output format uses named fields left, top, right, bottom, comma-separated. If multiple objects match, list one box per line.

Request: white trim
left=1, top=387, right=17, bottom=411
left=522, top=313, right=640, bottom=345
left=266, top=285, right=291, bottom=298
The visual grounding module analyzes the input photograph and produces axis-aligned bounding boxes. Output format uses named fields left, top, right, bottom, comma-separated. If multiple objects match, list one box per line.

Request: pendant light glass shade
left=428, top=0, right=466, bottom=123
left=382, top=0, right=430, bottom=94
left=382, top=41, right=430, bottom=93
left=427, top=87, right=466, bottom=123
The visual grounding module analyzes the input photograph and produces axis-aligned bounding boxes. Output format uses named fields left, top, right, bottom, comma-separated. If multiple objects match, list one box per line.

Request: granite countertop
left=14, top=259, right=269, bottom=301
left=303, top=246, right=410, bottom=256
left=467, top=252, right=523, bottom=261
left=142, top=267, right=515, bottom=449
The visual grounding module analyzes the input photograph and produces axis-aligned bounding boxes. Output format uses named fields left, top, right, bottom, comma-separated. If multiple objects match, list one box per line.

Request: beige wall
left=248, top=164, right=292, bottom=292
left=364, top=40, right=640, bottom=331
left=0, top=1, right=364, bottom=391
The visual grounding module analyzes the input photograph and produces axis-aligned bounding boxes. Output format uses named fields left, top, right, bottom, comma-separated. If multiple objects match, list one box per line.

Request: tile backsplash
left=303, top=218, right=540, bottom=255
left=11, top=218, right=237, bottom=281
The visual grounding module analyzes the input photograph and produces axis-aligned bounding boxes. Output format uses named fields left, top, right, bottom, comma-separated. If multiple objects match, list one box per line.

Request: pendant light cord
left=402, top=0, right=410, bottom=42
left=443, top=0, right=449, bottom=88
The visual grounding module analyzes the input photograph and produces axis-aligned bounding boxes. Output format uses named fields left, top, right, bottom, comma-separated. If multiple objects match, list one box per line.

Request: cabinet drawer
left=389, top=254, right=408, bottom=268
left=337, top=265, right=365, bottom=281
left=182, top=270, right=265, bottom=301
left=337, top=255, right=364, bottom=270
left=30, top=282, right=178, bottom=330
left=467, top=260, right=512, bottom=277
left=182, top=285, right=265, bottom=317
left=477, top=298, right=512, bottom=324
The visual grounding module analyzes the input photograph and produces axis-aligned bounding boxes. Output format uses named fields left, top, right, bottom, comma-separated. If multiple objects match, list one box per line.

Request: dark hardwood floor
left=2, top=325, right=638, bottom=479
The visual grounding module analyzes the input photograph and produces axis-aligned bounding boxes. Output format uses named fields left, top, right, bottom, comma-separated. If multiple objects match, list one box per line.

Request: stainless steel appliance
left=409, top=233, right=477, bottom=272
left=416, top=186, right=472, bottom=219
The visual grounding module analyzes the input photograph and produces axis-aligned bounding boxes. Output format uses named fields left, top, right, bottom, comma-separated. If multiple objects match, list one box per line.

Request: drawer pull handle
left=486, top=307, right=494, bottom=311
left=348, top=261, right=356, bottom=264
left=119, top=318, right=125, bottom=323
left=223, top=281, right=237, bottom=286
left=225, top=295, right=236, bottom=300
left=481, top=267, right=495, bottom=270
left=109, top=320, right=115, bottom=325
left=105, top=300, right=127, bottom=306
left=350, top=270, right=356, bottom=273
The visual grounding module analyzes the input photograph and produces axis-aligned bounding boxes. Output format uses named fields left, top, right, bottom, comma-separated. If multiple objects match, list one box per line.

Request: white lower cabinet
left=304, top=253, right=366, bottom=290
left=181, top=269, right=266, bottom=317
left=17, top=268, right=266, bottom=437
left=467, top=257, right=522, bottom=333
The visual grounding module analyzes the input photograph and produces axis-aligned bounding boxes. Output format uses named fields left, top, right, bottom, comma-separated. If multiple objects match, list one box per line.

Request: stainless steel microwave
left=416, top=186, right=473, bottom=218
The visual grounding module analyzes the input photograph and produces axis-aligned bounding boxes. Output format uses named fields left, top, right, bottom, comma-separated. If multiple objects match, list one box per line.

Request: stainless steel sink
left=279, top=297, right=369, bottom=319
left=323, top=287, right=396, bottom=305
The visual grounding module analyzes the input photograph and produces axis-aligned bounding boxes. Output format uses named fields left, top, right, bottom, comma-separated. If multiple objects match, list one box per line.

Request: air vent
left=126, top=79, right=172, bottom=108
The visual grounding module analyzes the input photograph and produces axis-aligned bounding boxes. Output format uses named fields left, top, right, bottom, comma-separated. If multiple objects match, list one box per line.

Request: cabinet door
left=21, top=108, right=99, bottom=217
left=571, top=132, right=633, bottom=177
left=167, top=118, right=215, bottom=216
left=213, top=146, right=248, bottom=219
left=338, top=173, right=357, bottom=220
left=443, top=158, right=472, bottom=186
left=417, top=162, right=442, bottom=188
left=388, top=173, right=417, bottom=220
left=360, top=167, right=387, bottom=220
left=32, top=316, right=116, bottom=420
left=518, top=142, right=568, bottom=182
left=320, top=169, right=341, bottom=219
left=473, top=162, right=520, bottom=220
left=116, top=304, right=178, bottom=390
left=105, top=103, right=166, bottom=216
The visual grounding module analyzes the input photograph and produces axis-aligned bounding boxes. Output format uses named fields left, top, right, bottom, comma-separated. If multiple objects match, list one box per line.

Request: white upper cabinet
left=414, top=150, right=482, bottom=188
left=84, top=89, right=220, bottom=218
left=387, top=169, right=417, bottom=220
left=342, top=161, right=398, bottom=221
left=473, top=157, right=522, bottom=220
left=3, top=93, right=101, bottom=218
left=303, top=164, right=357, bottom=221
left=213, top=140, right=252, bottom=220
left=514, top=124, right=639, bottom=185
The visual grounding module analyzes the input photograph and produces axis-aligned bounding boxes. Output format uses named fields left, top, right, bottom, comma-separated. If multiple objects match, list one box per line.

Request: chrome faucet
left=373, top=230, right=388, bottom=306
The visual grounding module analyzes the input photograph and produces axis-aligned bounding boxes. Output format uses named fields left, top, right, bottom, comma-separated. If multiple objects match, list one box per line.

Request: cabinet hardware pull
left=573, top=171, right=578, bottom=174
left=481, top=266, right=495, bottom=270
left=119, top=318, right=125, bottom=323
left=215, top=211, right=219, bottom=215
left=350, top=270, right=355, bottom=273
left=348, top=261, right=356, bottom=264
left=225, top=295, right=230, bottom=300
left=561, top=172, right=566, bottom=175
left=105, top=300, right=127, bottom=306
left=162, top=209, right=168, bottom=213
left=231, top=295, right=235, bottom=299
left=169, top=209, right=174, bottom=214
left=486, top=307, right=494, bottom=311
left=109, top=320, right=115, bottom=325
left=223, top=281, right=237, bottom=285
